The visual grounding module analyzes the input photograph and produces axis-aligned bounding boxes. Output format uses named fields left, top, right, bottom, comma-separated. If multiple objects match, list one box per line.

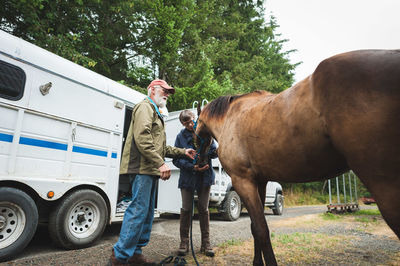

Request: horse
left=194, top=49, right=400, bottom=265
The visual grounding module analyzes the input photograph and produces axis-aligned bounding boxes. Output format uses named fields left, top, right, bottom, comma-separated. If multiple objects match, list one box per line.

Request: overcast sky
left=265, top=0, right=400, bottom=83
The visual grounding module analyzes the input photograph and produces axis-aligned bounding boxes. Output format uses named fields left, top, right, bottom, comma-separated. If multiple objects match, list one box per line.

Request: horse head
left=193, top=95, right=238, bottom=167
left=194, top=103, right=213, bottom=167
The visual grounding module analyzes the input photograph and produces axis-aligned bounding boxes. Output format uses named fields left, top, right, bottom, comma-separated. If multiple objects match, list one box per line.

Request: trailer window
left=0, top=60, right=26, bottom=101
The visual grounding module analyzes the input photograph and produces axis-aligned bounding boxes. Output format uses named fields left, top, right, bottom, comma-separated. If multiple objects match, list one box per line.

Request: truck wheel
left=0, top=187, right=38, bottom=262
left=222, top=191, right=241, bottom=221
left=272, top=193, right=283, bottom=215
left=48, top=189, right=108, bottom=249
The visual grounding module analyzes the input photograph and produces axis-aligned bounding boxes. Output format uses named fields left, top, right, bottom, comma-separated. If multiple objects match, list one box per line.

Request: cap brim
left=162, top=86, right=175, bottom=94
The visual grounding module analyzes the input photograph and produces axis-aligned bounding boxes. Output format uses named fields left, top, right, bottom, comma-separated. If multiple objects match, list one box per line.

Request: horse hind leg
left=251, top=183, right=267, bottom=265
left=360, top=175, right=400, bottom=238
left=233, top=177, right=277, bottom=266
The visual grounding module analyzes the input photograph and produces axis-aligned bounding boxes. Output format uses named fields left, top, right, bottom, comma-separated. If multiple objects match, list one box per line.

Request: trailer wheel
left=48, top=189, right=108, bottom=249
left=272, top=193, right=283, bottom=215
left=0, top=187, right=38, bottom=262
left=222, top=191, right=241, bottom=221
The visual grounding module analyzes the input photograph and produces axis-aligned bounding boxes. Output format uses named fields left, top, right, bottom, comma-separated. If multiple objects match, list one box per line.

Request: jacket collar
left=182, top=128, right=195, bottom=137
left=144, top=97, right=164, bottom=123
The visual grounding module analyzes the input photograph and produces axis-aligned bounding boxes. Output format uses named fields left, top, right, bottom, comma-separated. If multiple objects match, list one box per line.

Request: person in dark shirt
left=173, top=110, right=217, bottom=257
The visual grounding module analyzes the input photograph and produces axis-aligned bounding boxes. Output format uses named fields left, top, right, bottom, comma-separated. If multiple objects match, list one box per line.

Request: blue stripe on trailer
left=0, top=132, right=13, bottom=142
left=1, top=133, right=117, bottom=158
left=19, top=136, right=68, bottom=151
left=73, top=146, right=108, bottom=157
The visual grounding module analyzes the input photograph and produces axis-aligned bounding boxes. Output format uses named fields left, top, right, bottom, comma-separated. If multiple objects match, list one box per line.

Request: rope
left=190, top=193, right=200, bottom=266
left=158, top=192, right=199, bottom=266
left=159, top=255, right=187, bottom=266
left=192, top=118, right=205, bottom=165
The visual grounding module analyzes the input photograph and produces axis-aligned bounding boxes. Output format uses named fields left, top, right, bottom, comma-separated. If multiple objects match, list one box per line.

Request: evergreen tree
left=1, top=0, right=299, bottom=111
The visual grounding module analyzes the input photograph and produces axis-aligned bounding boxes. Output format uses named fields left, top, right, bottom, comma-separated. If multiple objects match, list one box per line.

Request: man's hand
left=159, top=163, right=171, bottom=180
left=185, top=148, right=196, bottom=160
left=194, top=164, right=209, bottom=172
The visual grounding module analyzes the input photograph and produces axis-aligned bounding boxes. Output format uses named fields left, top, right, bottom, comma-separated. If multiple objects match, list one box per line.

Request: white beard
left=154, top=91, right=167, bottom=108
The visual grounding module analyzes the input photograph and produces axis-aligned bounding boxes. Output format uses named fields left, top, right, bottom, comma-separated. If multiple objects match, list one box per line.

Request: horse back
left=220, top=50, right=400, bottom=183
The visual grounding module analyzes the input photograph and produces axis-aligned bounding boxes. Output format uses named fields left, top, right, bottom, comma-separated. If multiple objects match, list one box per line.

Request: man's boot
left=108, top=249, right=127, bottom=266
left=199, top=210, right=215, bottom=257
left=177, top=208, right=191, bottom=256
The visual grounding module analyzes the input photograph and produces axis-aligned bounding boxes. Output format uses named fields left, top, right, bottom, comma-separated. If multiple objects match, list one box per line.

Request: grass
left=217, top=238, right=243, bottom=248
left=283, top=190, right=328, bottom=206
left=321, top=212, right=343, bottom=220
left=271, top=232, right=345, bottom=264
left=282, top=189, right=377, bottom=207
left=322, top=209, right=382, bottom=226
left=349, top=209, right=380, bottom=216
left=272, top=232, right=316, bottom=245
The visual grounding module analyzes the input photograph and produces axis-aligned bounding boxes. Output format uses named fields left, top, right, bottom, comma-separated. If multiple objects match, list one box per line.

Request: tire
left=272, top=193, right=284, bottom=215
left=222, top=191, right=242, bottom=221
left=0, top=187, right=38, bottom=262
left=48, top=189, right=108, bottom=249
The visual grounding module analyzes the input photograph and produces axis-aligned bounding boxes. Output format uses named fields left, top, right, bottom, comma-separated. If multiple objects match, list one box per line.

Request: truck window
left=0, top=60, right=26, bottom=100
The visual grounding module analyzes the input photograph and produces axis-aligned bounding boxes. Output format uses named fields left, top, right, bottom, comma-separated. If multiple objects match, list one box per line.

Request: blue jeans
left=114, top=174, right=157, bottom=262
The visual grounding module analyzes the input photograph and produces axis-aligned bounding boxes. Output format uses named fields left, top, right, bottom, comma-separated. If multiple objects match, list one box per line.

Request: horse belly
left=244, top=115, right=348, bottom=183
left=249, top=142, right=348, bottom=183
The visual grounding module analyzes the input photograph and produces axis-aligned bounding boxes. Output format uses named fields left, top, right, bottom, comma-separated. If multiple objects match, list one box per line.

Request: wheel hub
left=69, top=204, right=95, bottom=235
left=230, top=199, right=238, bottom=213
left=76, top=212, right=86, bottom=224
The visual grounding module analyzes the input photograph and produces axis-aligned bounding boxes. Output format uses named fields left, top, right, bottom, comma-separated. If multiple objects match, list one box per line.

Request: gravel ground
left=2, top=205, right=399, bottom=265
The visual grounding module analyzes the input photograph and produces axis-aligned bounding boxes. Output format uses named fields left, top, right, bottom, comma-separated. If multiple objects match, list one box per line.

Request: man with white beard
left=110, top=79, right=196, bottom=265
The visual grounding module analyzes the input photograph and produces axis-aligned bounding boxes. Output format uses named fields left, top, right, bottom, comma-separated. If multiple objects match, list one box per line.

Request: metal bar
left=328, top=179, right=332, bottom=205
left=348, top=173, right=353, bottom=203
left=343, top=174, right=347, bottom=203
left=354, top=173, right=358, bottom=202
left=336, top=177, right=340, bottom=204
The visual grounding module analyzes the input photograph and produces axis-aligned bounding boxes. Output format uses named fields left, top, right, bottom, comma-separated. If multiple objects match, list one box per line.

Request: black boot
left=177, top=208, right=191, bottom=256
left=199, top=210, right=215, bottom=257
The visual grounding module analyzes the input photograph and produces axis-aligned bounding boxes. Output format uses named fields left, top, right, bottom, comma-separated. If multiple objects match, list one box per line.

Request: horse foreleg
left=234, top=178, right=277, bottom=266
left=251, top=222, right=263, bottom=265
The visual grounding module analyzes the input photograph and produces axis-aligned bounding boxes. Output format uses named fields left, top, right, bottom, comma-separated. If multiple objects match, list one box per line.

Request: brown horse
left=195, top=49, right=400, bottom=265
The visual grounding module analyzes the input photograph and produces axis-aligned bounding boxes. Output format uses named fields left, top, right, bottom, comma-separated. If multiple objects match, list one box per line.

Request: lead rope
left=192, top=118, right=205, bottom=165
left=190, top=191, right=200, bottom=266
left=158, top=191, right=199, bottom=266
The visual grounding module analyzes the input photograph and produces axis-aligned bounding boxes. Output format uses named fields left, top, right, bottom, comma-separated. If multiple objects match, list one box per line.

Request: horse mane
left=202, top=91, right=263, bottom=118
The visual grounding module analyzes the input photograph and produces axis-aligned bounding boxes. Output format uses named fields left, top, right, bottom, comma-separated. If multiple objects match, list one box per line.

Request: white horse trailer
left=0, top=30, right=183, bottom=261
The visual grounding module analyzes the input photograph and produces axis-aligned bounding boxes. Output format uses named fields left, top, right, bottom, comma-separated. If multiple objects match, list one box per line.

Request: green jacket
left=120, top=98, right=186, bottom=176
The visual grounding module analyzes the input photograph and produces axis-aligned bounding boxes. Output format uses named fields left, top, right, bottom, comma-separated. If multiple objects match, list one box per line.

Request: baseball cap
left=147, top=79, right=175, bottom=94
